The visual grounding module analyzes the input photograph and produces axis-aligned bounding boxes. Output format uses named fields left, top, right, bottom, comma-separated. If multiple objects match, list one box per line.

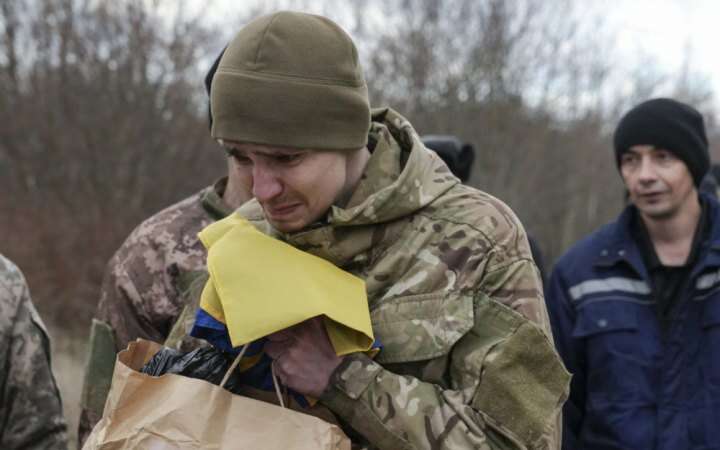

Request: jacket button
left=618, top=250, right=626, bottom=256
left=601, top=250, right=608, bottom=256
left=597, top=319, right=608, bottom=328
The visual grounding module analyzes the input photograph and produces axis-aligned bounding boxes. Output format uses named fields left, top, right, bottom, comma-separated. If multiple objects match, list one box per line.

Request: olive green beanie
left=210, top=11, right=370, bottom=150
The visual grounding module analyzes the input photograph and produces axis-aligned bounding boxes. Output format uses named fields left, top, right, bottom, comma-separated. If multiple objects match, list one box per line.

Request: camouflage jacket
left=0, top=254, right=68, bottom=450
left=78, top=180, right=232, bottom=446
left=236, top=108, right=570, bottom=450
left=96, top=179, right=232, bottom=351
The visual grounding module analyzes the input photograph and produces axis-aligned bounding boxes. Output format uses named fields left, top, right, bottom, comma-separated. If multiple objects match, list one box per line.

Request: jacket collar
left=593, top=205, right=648, bottom=278
left=691, top=193, right=720, bottom=277
left=595, top=193, right=720, bottom=278
left=202, top=177, right=234, bottom=220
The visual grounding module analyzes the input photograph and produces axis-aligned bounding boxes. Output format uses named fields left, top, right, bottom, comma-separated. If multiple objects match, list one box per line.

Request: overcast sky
left=187, top=0, right=720, bottom=108
left=606, top=0, right=719, bottom=91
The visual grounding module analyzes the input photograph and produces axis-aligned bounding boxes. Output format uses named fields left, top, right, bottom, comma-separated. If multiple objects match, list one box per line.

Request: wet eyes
left=224, top=148, right=252, bottom=166
left=273, top=154, right=302, bottom=164
left=234, top=155, right=253, bottom=165
left=223, top=147, right=242, bottom=159
left=222, top=147, right=303, bottom=166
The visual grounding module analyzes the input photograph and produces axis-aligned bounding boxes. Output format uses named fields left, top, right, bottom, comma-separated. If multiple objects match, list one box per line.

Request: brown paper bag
left=82, top=339, right=351, bottom=450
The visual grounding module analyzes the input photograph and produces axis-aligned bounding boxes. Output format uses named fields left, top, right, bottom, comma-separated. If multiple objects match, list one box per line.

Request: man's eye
left=656, top=151, right=673, bottom=162
left=621, top=155, right=637, bottom=166
left=223, top=148, right=252, bottom=165
left=233, top=155, right=253, bottom=165
left=275, top=154, right=302, bottom=164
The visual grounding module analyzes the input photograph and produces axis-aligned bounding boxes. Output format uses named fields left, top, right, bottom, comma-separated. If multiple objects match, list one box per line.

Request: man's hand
left=263, top=316, right=344, bottom=397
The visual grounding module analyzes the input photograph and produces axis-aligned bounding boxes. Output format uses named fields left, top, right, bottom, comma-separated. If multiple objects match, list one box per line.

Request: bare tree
left=0, top=0, right=223, bottom=329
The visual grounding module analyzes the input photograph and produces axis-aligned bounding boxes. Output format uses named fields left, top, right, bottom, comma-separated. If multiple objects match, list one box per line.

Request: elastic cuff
left=323, top=353, right=381, bottom=400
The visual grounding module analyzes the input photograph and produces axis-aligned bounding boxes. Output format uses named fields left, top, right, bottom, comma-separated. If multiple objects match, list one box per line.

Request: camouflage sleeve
left=92, top=199, right=211, bottom=351
left=96, top=250, right=173, bottom=351
left=0, top=258, right=68, bottom=450
left=321, top=258, right=570, bottom=450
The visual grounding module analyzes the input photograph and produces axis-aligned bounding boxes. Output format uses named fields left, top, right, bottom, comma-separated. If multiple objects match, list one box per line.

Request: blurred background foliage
left=3, top=1, right=718, bottom=444
left=2, top=4, right=720, bottom=441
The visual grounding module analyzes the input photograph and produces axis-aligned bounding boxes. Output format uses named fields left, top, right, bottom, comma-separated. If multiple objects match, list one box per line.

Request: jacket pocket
left=571, top=299, right=645, bottom=362
left=471, top=295, right=570, bottom=449
left=572, top=299, right=639, bottom=337
left=371, top=292, right=474, bottom=364
left=573, top=300, right=658, bottom=408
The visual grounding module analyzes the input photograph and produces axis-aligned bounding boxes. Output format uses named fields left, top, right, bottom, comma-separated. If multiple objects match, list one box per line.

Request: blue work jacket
left=547, top=194, right=720, bottom=450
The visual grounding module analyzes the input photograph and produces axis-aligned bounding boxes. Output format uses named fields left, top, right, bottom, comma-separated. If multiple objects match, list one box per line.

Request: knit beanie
left=613, top=98, right=709, bottom=186
left=210, top=11, right=370, bottom=150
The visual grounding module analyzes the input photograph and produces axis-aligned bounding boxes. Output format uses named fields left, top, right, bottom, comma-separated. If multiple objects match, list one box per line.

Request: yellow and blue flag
left=190, top=213, right=379, bottom=404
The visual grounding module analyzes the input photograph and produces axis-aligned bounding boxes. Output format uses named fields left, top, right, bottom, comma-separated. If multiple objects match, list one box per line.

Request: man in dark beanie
left=191, top=10, right=568, bottom=450
left=547, top=98, right=720, bottom=449
left=614, top=98, right=709, bottom=186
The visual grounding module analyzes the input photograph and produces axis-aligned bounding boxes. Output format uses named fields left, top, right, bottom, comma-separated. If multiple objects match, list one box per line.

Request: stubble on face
left=621, top=146, right=697, bottom=222
left=226, top=143, right=370, bottom=234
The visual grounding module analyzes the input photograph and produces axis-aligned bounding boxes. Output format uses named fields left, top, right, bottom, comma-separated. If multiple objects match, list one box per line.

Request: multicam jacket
left=0, top=254, right=68, bottom=450
left=236, top=108, right=570, bottom=450
left=78, top=180, right=232, bottom=445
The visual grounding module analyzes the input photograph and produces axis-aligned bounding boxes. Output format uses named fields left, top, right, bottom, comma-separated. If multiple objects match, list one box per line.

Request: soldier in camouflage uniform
left=76, top=51, right=252, bottom=444
left=0, top=254, right=68, bottom=449
left=95, top=178, right=237, bottom=351
left=209, top=11, right=570, bottom=449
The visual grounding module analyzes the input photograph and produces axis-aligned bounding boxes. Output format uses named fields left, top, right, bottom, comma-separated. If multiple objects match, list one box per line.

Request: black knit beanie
left=613, top=98, right=709, bottom=186
left=205, top=47, right=226, bottom=130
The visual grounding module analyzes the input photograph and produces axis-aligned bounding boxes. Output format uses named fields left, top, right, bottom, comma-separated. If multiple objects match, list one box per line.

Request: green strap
left=80, top=319, right=117, bottom=418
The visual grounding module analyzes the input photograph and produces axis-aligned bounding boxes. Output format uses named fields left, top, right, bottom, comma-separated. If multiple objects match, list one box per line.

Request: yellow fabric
left=199, top=213, right=374, bottom=355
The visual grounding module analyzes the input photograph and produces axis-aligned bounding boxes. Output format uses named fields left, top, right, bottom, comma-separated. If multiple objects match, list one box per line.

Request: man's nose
left=252, top=165, right=283, bottom=201
left=637, top=157, right=658, bottom=182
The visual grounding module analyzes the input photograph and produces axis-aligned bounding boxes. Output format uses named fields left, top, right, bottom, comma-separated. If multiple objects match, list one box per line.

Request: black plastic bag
left=141, top=346, right=246, bottom=394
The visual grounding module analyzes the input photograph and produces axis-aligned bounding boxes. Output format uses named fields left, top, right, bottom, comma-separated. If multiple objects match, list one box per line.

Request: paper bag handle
left=219, top=344, right=248, bottom=388
left=220, top=345, right=286, bottom=408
